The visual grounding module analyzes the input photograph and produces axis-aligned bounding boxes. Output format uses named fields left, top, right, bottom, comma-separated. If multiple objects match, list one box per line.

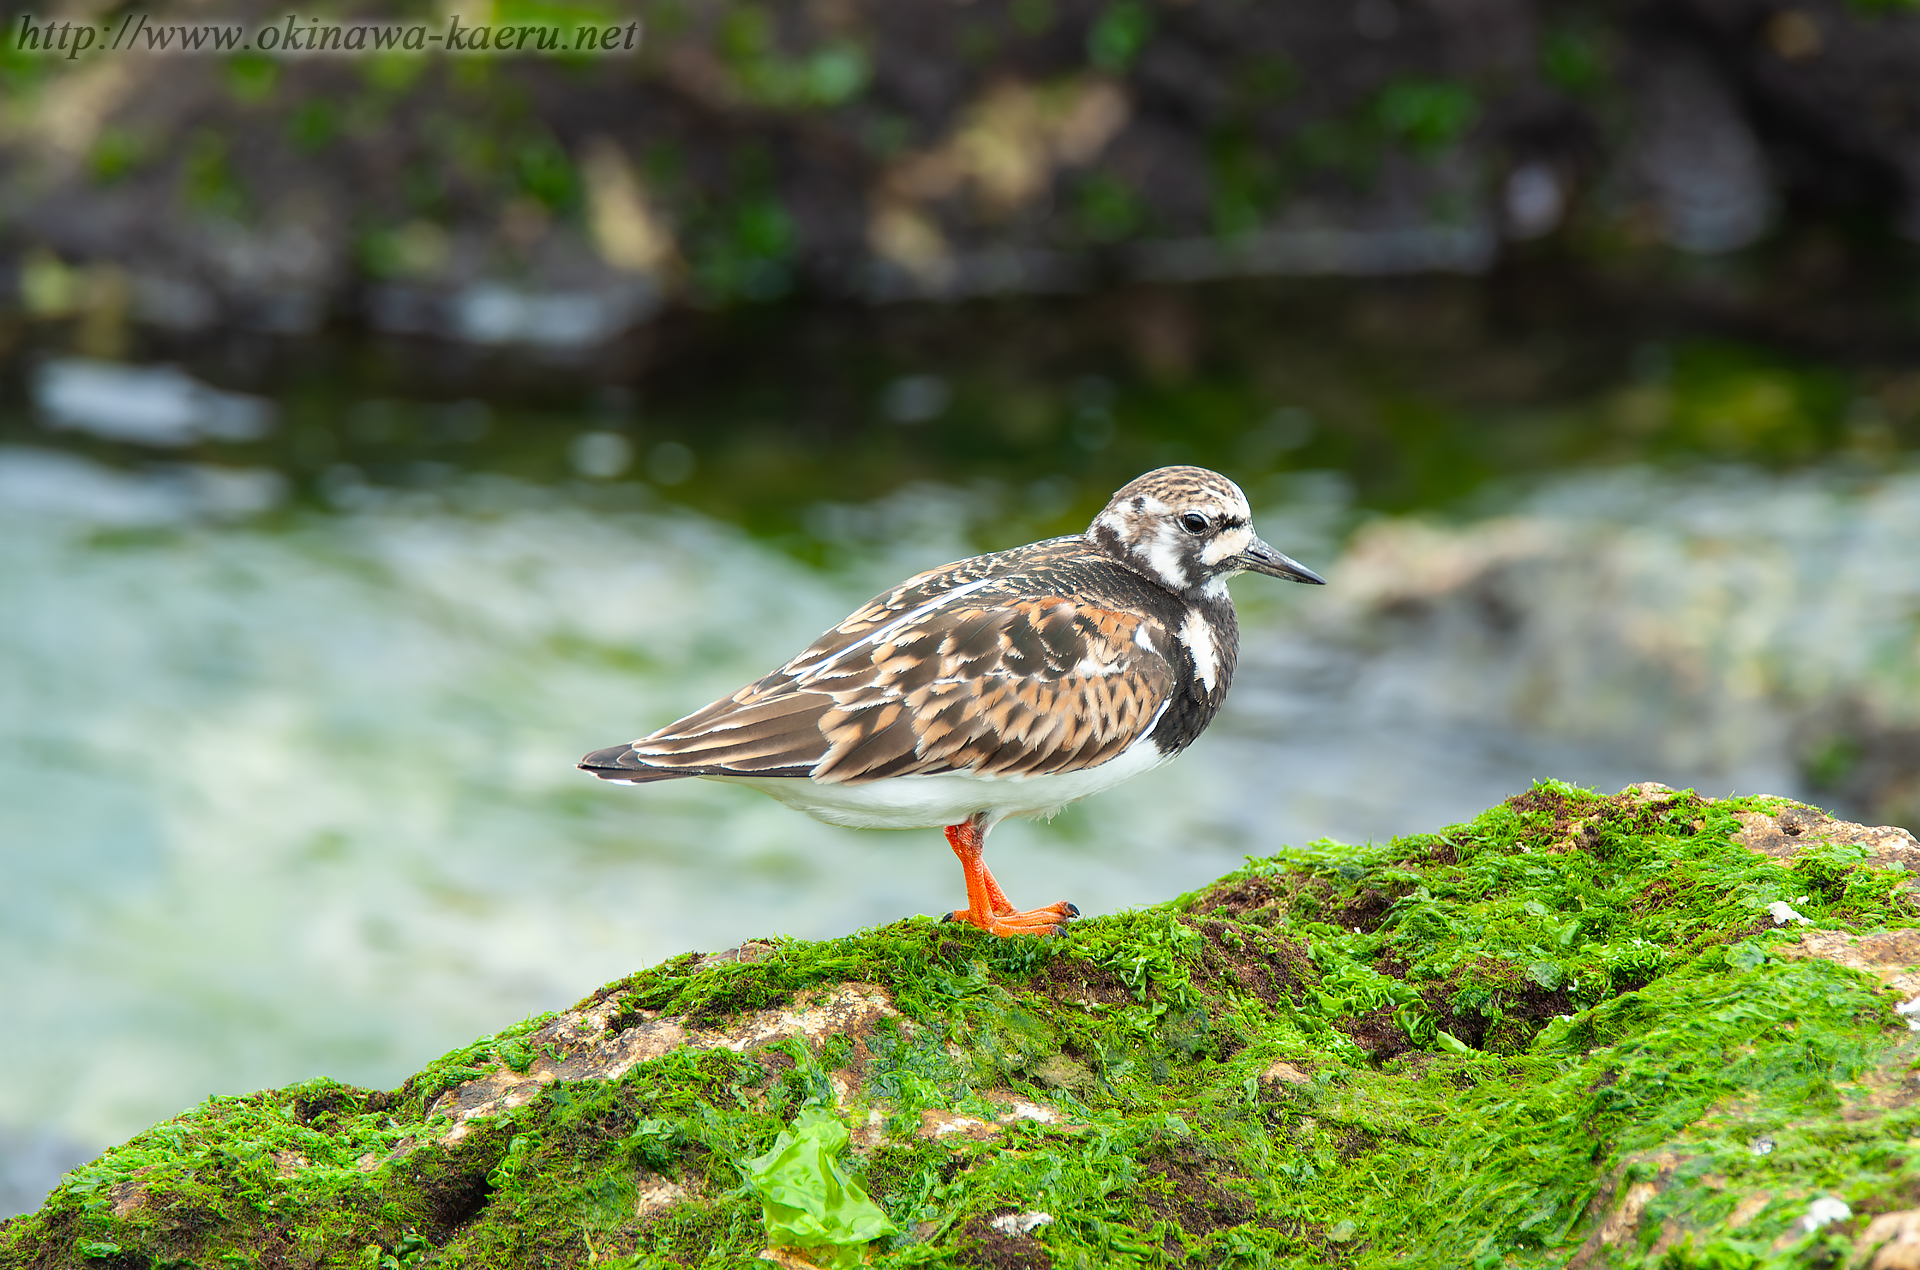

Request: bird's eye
left=1180, top=513, right=1209, bottom=536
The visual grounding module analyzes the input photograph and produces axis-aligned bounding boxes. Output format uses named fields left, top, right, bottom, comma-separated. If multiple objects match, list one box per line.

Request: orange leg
left=944, top=817, right=1078, bottom=937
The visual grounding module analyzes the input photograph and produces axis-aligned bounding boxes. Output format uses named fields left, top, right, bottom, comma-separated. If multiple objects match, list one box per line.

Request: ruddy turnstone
left=580, top=465, right=1325, bottom=937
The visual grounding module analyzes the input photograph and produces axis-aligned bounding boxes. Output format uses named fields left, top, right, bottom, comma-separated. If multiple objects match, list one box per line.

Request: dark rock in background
left=4, top=0, right=1920, bottom=347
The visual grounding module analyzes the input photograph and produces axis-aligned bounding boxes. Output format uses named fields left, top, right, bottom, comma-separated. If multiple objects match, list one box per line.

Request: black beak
left=1238, top=536, right=1327, bottom=585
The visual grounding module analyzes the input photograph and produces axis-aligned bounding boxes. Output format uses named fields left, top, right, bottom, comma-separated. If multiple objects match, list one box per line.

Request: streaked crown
left=1088, top=465, right=1326, bottom=595
left=1087, top=466, right=1254, bottom=592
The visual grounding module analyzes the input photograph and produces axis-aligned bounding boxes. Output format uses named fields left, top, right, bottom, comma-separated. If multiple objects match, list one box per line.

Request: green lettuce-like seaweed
left=743, top=1106, right=898, bottom=1265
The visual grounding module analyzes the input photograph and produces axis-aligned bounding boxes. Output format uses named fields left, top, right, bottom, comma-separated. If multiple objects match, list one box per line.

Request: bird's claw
left=946, top=901, right=1078, bottom=937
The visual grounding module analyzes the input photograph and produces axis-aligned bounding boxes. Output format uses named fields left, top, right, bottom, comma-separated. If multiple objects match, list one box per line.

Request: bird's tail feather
left=577, top=744, right=811, bottom=783
left=577, top=744, right=694, bottom=783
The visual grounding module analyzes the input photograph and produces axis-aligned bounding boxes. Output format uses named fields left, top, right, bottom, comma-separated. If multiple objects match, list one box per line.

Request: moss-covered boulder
left=8, top=783, right=1920, bottom=1270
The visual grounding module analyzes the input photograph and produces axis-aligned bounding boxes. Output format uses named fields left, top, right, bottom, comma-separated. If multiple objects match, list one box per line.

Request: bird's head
left=1088, top=465, right=1327, bottom=597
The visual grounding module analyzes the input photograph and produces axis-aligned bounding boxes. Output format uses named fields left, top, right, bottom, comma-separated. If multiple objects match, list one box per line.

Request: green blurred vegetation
left=1372, top=79, right=1479, bottom=159
left=1539, top=22, right=1610, bottom=95
left=7, top=279, right=1911, bottom=569
left=1627, top=344, right=1858, bottom=462
left=1087, top=1, right=1152, bottom=73
left=720, top=6, right=870, bottom=108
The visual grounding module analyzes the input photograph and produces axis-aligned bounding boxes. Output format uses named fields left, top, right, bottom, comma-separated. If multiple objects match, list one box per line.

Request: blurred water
left=4, top=441, right=1917, bottom=1215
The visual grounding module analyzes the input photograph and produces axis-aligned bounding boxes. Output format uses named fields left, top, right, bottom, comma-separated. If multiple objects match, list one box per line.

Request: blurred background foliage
left=4, top=0, right=1920, bottom=321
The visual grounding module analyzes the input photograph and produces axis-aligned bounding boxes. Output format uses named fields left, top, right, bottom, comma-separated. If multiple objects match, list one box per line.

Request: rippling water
left=4, top=317, right=1919, bottom=1213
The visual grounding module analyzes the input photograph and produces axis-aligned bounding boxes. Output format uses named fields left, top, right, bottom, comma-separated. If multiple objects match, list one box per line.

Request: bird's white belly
left=709, top=732, right=1174, bottom=830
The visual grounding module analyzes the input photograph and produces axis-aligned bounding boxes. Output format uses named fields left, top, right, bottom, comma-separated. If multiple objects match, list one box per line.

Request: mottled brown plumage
left=580, top=465, right=1325, bottom=936
left=607, top=539, right=1176, bottom=785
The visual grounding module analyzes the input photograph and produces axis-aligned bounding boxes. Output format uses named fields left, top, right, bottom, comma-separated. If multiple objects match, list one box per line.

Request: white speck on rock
left=990, top=1211, right=1054, bottom=1237
left=1750, top=1136, right=1775, bottom=1156
left=919, top=1110, right=998, bottom=1140
left=996, top=1099, right=1062, bottom=1125
left=1800, top=1196, right=1852, bottom=1232
left=1768, top=901, right=1811, bottom=926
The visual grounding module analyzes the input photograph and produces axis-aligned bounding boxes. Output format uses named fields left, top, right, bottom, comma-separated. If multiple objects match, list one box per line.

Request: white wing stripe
left=804, top=577, right=998, bottom=676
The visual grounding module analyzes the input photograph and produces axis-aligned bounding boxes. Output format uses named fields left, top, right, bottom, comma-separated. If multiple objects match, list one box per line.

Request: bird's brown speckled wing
left=608, top=540, right=1176, bottom=785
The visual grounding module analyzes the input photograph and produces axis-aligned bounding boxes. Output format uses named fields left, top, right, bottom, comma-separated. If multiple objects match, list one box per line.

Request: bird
left=579, top=465, right=1326, bottom=937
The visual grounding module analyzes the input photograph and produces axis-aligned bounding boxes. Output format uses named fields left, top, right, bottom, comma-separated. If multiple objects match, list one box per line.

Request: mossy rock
left=8, top=784, right=1920, bottom=1270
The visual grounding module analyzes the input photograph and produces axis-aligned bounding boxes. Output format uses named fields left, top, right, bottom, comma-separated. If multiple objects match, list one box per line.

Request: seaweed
left=8, top=785, right=1920, bottom=1269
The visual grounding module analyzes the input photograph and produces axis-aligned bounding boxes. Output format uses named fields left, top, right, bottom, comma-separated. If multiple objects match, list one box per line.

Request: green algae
left=741, top=1107, right=895, bottom=1263
left=7, top=784, right=1920, bottom=1270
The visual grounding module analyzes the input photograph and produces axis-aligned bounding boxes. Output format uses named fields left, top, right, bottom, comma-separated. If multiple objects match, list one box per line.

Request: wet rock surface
left=1732, top=805, right=1920, bottom=872
left=6, top=785, right=1920, bottom=1268
left=1266, top=482, right=1920, bottom=836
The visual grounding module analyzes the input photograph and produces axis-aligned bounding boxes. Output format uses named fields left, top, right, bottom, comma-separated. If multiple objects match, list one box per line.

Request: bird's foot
left=947, top=900, right=1079, bottom=938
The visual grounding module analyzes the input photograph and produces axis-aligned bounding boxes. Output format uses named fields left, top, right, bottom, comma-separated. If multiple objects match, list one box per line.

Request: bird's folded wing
left=627, top=589, right=1174, bottom=785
